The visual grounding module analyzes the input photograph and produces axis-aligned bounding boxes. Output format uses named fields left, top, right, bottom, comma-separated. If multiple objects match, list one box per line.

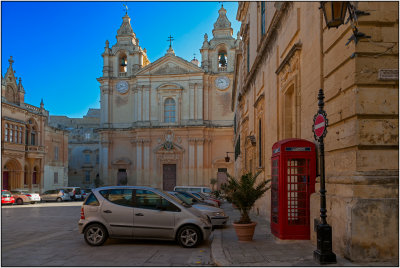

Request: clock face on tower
left=116, top=81, right=129, bottom=94
left=215, top=76, right=230, bottom=90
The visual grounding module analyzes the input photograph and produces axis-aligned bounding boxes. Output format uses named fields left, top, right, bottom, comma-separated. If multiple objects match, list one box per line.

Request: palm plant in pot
left=223, top=171, right=271, bottom=241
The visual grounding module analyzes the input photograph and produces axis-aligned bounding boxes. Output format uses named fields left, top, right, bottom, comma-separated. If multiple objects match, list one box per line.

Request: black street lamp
left=312, top=89, right=336, bottom=264
left=225, top=152, right=235, bottom=163
left=320, top=1, right=370, bottom=44
left=320, top=1, right=348, bottom=28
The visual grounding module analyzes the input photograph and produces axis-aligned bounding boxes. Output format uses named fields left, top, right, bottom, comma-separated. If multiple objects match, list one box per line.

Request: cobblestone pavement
left=2, top=203, right=213, bottom=266
left=211, top=203, right=399, bottom=267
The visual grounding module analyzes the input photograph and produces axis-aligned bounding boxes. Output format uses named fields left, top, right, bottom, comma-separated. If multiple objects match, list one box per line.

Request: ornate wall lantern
left=320, top=1, right=348, bottom=28
left=225, top=152, right=235, bottom=163
left=320, top=1, right=370, bottom=44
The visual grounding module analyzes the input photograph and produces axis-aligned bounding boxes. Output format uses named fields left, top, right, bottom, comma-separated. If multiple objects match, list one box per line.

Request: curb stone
left=210, top=228, right=232, bottom=266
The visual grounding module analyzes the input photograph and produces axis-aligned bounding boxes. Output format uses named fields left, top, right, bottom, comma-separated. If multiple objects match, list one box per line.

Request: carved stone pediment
left=152, top=63, right=187, bottom=75
left=136, top=54, right=204, bottom=76
left=111, top=157, right=131, bottom=165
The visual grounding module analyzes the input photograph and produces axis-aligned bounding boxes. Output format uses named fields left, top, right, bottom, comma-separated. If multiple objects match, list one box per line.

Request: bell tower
left=101, top=13, right=149, bottom=79
left=98, top=12, right=150, bottom=128
left=200, top=5, right=239, bottom=74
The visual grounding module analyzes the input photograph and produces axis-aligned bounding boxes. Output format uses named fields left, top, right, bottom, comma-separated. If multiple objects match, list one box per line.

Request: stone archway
left=3, top=159, right=23, bottom=190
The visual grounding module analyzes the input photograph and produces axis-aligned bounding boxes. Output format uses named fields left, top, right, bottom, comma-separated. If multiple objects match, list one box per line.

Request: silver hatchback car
left=78, top=186, right=212, bottom=248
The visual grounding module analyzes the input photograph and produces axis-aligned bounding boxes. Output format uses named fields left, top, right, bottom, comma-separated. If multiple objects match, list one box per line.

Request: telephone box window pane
left=271, top=158, right=279, bottom=224
left=287, top=158, right=309, bottom=226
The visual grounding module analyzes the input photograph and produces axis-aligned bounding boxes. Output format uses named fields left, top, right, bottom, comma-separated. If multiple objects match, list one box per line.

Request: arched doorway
left=2, top=159, right=23, bottom=190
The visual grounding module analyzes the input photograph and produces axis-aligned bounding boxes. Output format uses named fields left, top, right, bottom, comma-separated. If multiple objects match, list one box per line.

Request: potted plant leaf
left=223, top=171, right=271, bottom=241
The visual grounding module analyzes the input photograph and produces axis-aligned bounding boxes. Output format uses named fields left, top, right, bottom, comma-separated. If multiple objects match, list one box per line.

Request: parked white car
left=41, top=189, right=71, bottom=202
left=168, top=191, right=228, bottom=226
left=11, top=190, right=41, bottom=204
left=64, top=187, right=82, bottom=201
left=173, top=186, right=212, bottom=195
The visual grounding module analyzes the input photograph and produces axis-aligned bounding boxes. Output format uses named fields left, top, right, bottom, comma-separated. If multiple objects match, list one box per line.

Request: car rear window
left=75, top=189, right=81, bottom=194
left=204, top=188, right=212, bottom=193
left=84, top=193, right=99, bottom=206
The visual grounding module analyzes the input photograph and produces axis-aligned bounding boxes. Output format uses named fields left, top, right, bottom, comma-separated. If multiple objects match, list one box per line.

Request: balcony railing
left=218, top=66, right=227, bottom=72
left=22, top=103, right=41, bottom=113
left=119, top=72, right=127, bottom=77
left=26, top=145, right=45, bottom=153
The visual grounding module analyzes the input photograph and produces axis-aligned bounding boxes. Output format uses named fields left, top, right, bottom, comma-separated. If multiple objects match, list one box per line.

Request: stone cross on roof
left=167, top=35, right=174, bottom=48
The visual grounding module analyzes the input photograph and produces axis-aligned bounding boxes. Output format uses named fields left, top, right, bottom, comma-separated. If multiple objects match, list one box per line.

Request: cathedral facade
left=98, top=6, right=239, bottom=190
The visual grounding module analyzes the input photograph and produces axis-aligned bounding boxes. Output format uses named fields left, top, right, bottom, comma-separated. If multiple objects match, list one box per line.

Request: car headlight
left=212, top=211, right=225, bottom=217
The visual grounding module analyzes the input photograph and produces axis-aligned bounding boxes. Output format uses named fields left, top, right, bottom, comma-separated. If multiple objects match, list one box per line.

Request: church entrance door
left=217, top=168, right=228, bottom=190
left=163, top=164, right=176, bottom=191
left=117, top=169, right=127, bottom=186
left=3, top=172, right=9, bottom=190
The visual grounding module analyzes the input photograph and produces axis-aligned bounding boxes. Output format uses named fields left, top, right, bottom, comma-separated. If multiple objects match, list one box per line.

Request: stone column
left=197, top=138, right=204, bottom=185
left=100, top=137, right=110, bottom=184
left=197, top=83, right=203, bottom=120
left=189, top=84, right=195, bottom=120
left=138, top=87, right=143, bottom=122
left=143, top=139, right=151, bottom=185
left=188, top=138, right=196, bottom=185
left=136, top=140, right=143, bottom=185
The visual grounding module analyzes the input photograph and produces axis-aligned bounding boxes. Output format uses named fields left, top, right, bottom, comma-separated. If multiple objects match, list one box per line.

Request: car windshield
left=2, top=191, right=12, bottom=197
left=170, top=192, right=194, bottom=205
left=191, top=192, right=203, bottom=199
left=161, top=191, right=190, bottom=207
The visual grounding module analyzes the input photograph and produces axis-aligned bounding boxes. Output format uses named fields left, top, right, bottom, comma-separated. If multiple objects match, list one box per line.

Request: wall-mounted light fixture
left=225, top=152, right=235, bottom=163
left=320, top=1, right=370, bottom=44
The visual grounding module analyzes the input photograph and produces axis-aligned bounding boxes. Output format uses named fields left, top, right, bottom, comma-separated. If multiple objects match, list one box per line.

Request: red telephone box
left=270, top=138, right=316, bottom=240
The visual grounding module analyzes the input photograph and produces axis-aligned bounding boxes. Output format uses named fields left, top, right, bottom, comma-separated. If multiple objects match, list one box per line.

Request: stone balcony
left=218, top=66, right=227, bottom=72
left=26, top=145, right=45, bottom=153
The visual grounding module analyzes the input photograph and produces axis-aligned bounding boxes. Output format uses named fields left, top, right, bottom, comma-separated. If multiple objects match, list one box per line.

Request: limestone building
left=232, top=1, right=398, bottom=262
left=97, top=6, right=239, bottom=190
left=2, top=57, right=68, bottom=192
left=50, top=109, right=101, bottom=188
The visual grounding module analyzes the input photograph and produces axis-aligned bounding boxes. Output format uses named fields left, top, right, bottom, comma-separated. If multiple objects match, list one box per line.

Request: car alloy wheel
left=177, top=226, right=201, bottom=248
left=56, top=197, right=62, bottom=202
left=84, top=224, right=108, bottom=246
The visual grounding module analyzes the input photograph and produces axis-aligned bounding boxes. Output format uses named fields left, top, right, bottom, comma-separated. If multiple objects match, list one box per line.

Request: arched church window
left=164, top=98, right=176, bottom=123
left=218, top=50, right=228, bottom=71
left=119, top=54, right=127, bottom=73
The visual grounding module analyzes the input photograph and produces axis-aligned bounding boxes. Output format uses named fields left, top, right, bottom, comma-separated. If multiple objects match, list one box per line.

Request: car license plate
left=5, top=198, right=10, bottom=201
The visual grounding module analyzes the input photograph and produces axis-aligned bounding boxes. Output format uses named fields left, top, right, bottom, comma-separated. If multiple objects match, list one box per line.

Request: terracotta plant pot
left=232, top=222, right=257, bottom=241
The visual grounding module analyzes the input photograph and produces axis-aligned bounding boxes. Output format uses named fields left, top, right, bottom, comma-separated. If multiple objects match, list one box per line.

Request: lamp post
left=320, top=1, right=370, bottom=44
left=225, top=152, right=235, bottom=163
left=312, top=89, right=336, bottom=264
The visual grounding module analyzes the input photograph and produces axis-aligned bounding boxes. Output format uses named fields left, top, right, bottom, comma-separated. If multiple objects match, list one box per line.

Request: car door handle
left=135, top=213, right=144, bottom=216
left=103, top=210, right=112, bottom=213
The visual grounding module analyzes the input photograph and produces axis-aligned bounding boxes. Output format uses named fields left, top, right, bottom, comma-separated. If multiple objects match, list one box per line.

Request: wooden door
left=163, top=164, right=176, bottom=191
left=217, top=168, right=228, bottom=189
left=2, top=172, right=9, bottom=190
left=117, top=169, right=127, bottom=186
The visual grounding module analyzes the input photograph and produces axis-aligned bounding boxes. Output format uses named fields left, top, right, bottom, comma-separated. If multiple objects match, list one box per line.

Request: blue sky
left=1, top=1, right=240, bottom=118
